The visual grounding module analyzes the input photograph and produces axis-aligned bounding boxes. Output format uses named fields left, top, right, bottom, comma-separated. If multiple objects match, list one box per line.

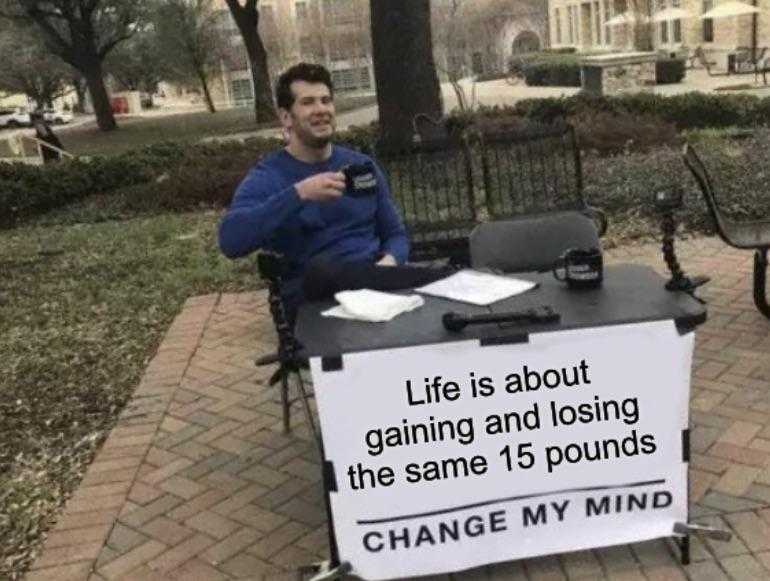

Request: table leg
left=679, top=535, right=691, bottom=565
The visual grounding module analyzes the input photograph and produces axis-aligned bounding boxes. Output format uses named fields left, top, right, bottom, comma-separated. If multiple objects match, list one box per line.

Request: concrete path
left=25, top=237, right=770, bottom=580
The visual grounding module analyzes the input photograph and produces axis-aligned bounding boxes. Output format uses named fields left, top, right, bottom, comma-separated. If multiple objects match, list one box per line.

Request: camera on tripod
left=652, top=186, right=709, bottom=296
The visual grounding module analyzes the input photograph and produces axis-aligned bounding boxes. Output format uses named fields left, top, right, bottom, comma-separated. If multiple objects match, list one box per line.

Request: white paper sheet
left=415, top=269, right=538, bottom=305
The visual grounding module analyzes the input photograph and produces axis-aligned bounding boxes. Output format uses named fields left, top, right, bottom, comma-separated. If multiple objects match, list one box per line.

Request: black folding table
left=295, top=264, right=708, bottom=580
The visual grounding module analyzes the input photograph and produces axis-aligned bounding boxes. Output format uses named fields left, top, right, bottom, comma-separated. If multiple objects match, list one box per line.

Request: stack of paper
left=416, top=269, right=537, bottom=306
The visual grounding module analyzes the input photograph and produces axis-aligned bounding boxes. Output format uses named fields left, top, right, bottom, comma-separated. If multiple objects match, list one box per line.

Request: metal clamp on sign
left=442, top=306, right=560, bottom=332
left=673, top=522, right=732, bottom=542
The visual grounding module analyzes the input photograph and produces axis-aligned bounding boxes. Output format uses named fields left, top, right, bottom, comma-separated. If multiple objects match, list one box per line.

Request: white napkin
left=322, top=289, right=425, bottom=322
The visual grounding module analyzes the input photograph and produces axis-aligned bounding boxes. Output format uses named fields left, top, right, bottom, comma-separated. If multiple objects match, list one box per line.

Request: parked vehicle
left=42, top=109, right=73, bottom=124
left=0, top=108, right=32, bottom=128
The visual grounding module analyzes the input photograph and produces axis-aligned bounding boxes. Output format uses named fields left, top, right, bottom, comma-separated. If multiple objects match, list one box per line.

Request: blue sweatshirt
left=219, top=145, right=409, bottom=292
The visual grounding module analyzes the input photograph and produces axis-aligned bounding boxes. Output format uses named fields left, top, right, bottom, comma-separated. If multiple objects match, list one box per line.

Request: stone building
left=547, top=0, right=768, bottom=69
left=433, top=0, right=548, bottom=77
left=206, top=0, right=551, bottom=108
left=211, top=0, right=373, bottom=109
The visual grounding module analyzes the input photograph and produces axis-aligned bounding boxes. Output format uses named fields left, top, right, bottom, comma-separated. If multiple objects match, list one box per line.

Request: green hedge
left=0, top=142, right=188, bottom=228
left=656, top=58, right=686, bottom=84
left=9, top=93, right=770, bottom=228
left=516, top=53, right=582, bottom=87
left=0, top=139, right=276, bottom=228
left=521, top=55, right=686, bottom=87
left=497, top=92, right=770, bottom=130
left=524, top=61, right=582, bottom=87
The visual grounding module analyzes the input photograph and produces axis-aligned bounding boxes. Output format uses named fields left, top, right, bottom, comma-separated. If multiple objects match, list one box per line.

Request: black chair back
left=469, top=211, right=600, bottom=273
left=682, top=144, right=733, bottom=245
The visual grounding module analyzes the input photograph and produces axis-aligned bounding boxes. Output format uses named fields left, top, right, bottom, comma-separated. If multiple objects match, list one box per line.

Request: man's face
left=281, top=80, right=336, bottom=149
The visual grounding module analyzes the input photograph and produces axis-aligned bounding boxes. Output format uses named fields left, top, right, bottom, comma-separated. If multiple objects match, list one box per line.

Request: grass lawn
left=0, top=211, right=256, bottom=578
left=54, top=94, right=376, bottom=157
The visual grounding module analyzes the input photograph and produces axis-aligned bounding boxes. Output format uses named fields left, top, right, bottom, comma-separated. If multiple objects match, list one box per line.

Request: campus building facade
left=432, top=0, right=548, bottom=78
left=211, top=0, right=548, bottom=109
left=548, top=0, right=769, bottom=67
left=211, top=0, right=373, bottom=109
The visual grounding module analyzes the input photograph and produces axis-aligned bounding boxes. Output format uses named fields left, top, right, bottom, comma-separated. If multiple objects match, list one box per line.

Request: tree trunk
left=198, top=69, right=217, bottom=113
left=243, top=33, right=276, bottom=123
left=371, top=0, right=443, bottom=150
left=225, top=1, right=276, bottom=124
left=72, top=76, right=87, bottom=114
left=82, top=60, right=117, bottom=131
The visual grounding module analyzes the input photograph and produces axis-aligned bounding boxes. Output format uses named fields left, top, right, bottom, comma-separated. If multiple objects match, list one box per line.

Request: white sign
left=310, top=321, right=693, bottom=580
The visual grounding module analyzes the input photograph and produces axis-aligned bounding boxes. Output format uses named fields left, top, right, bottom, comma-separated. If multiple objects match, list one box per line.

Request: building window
left=594, top=2, right=601, bottom=46
left=567, top=5, right=575, bottom=44
left=323, top=0, right=356, bottom=25
left=261, top=4, right=275, bottom=28
left=555, top=8, right=562, bottom=44
left=660, top=21, right=669, bottom=44
left=231, top=79, right=253, bottom=106
left=603, top=0, right=612, bottom=44
left=299, top=35, right=317, bottom=59
left=673, top=19, right=682, bottom=43
left=572, top=6, right=580, bottom=44
left=295, top=1, right=307, bottom=21
left=328, top=33, right=365, bottom=61
left=703, top=0, right=714, bottom=42
left=331, top=67, right=370, bottom=92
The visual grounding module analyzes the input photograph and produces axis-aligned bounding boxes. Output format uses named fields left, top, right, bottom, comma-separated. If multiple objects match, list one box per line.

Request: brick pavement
left=25, top=237, right=770, bottom=581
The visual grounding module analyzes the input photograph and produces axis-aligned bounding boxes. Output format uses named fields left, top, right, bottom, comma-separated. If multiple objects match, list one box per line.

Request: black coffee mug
left=342, top=162, right=377, bottom=197
left=553, top=247, right=603, bottom=289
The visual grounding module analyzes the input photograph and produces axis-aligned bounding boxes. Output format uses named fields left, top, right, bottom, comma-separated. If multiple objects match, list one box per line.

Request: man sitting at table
left=218, top=63, right=448, bottom=322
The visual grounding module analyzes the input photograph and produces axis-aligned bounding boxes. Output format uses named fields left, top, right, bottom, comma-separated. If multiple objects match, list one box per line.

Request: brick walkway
left=24, top=237, right=770, bottom=581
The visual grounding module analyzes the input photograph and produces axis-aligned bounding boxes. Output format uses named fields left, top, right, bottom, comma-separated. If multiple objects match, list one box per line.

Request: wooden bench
left=376, top=123, right=607, bottom=265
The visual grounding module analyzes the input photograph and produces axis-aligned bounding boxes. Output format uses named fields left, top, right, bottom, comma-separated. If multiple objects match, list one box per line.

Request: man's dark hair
left=275, top=63, right=334, bottom=110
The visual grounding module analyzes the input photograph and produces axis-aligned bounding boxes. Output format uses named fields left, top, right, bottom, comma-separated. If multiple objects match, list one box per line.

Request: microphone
left=442, top=307, right=560, bottom=332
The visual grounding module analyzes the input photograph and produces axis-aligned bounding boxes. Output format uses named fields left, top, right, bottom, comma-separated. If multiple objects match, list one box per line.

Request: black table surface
left=294, top=264, right=707, bottom=359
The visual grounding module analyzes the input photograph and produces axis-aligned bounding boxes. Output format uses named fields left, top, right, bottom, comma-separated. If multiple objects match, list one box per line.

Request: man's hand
left=295, top=172, right=345, bottom=202
left=376, top=254, right=398, bottom=267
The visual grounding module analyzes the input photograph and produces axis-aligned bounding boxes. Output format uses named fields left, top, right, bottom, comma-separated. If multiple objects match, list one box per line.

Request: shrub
left=543, top=47, right=578, bottom=55
left=509, top=92, right=770, bottom=130
left=522, top=54, right=582, bottom=87
left=524, top=61, right=582, bottom=87
left=571, top=110, right=680, bottom=155
left=0, top=142, right=188, bottom=228
left=656, top=58, right=686, bottom=84
left=581, top=136, right=770, bottom=242
left=475, top=70, right=509, bottom=83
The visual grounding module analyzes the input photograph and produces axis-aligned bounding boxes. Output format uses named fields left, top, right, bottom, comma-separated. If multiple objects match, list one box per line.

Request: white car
left=42, top=109, right=73, bottom=124
left=0, top=108, right=32, bottom=128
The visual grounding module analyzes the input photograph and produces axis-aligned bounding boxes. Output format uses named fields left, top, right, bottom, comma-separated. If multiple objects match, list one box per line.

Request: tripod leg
left=753, top=248, right=770, bottom=319
left=281, top=371, right=291, bottom=433
left=295, top=372, right=320, bottom=448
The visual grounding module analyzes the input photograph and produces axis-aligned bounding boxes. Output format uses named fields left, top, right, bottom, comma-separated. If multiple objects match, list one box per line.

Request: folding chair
left=470, top=211, right=600, bottom=273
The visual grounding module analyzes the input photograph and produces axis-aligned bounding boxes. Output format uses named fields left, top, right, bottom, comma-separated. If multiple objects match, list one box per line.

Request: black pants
left=302, top=257, right=453, bottom=302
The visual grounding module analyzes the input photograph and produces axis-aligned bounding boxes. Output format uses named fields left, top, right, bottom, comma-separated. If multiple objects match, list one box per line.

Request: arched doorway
left=511, top=31, right=541, bottom=55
